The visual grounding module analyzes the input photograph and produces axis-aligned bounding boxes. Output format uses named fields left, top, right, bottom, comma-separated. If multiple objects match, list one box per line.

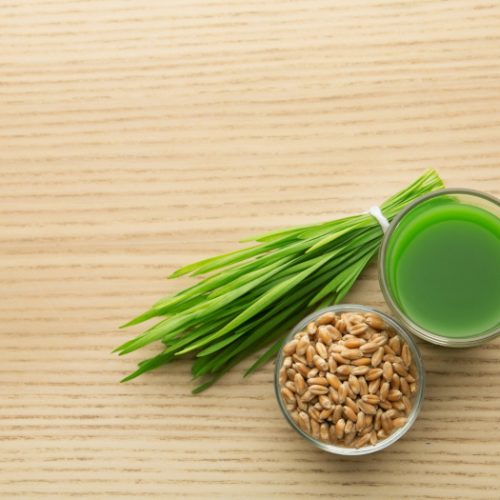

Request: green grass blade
left=244, top=340, right=282, bottom=376
left=120, top=308, right=159, bottom=329
left=169, top=244, right=263, bottom=278
left=175, top=253, right=334, bottom=356
left=120, top=351, right=176, bottom=382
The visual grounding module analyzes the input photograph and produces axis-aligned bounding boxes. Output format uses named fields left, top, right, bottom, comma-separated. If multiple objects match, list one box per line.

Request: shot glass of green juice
left=379, top=188, right=500, bottom=347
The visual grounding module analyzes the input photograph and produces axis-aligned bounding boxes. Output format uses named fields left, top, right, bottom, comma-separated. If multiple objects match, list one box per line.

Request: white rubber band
left=368, top=205, right=390, bottom=233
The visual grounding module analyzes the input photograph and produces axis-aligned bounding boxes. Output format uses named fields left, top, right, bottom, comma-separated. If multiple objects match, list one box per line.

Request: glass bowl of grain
left=274, top=305, right=425, bottom=456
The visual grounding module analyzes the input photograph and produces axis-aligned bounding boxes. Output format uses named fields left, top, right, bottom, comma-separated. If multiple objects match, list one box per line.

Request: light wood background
left=1, top=1, right=499, bottom=498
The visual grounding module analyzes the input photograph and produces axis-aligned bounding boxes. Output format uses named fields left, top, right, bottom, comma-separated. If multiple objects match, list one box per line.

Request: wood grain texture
left=1, top=0, right=499, bottom=498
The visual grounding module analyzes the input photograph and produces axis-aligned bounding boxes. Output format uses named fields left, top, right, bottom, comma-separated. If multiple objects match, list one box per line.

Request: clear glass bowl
left=379, top=188, right=500, bottom=347
left=274, top=304, right=425, bottom=456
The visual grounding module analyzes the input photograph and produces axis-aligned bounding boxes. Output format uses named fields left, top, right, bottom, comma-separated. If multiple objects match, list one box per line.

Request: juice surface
left=385, top=198, right=500, bottom=338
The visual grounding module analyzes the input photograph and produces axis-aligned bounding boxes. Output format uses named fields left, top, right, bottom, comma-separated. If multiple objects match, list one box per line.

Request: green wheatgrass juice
left=384, top=197, right=500, bottom=339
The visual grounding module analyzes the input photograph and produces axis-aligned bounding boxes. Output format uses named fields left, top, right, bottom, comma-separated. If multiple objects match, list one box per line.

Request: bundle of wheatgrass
left=116, top=169, right=444, bottom=392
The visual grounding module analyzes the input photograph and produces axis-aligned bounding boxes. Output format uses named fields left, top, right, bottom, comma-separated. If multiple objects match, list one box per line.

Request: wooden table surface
left=1, top=1, right=499, bottom=498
